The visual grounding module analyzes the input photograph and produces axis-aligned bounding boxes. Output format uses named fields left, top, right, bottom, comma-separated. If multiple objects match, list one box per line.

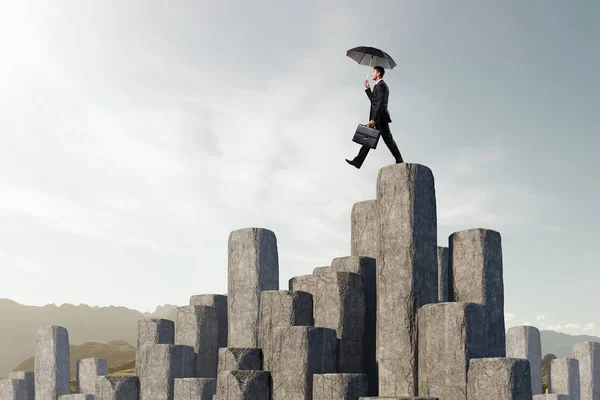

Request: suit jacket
left=365, top=80, right=392, bottom=124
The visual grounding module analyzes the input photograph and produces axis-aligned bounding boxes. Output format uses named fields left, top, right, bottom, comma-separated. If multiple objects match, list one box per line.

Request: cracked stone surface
left=216, top=370, right=271, bottom=400
left=312, top=373, right=367, bottom=400
left=449, top=228, right=505, bottom=357
left=0, top=379, right=28, bottom=400
left=174, top=378, right=216, bottom=400
left=376, top=163, right=438, bottom=396
left=268, top=326, right=337, bottom=400
left=95, top=375, right=139, bottom=400
left=218, top=348, right=262, bottom=373
left=572, top=341, right=600, bottom=400
left=228, top=227, right=279, bottom=348
left=418, top=302, right=492, bottom=400
left=506, top=325, right=542, bottom=395
left=532, top=395, right=572, bottom=399
left=8, top=371, right=34, bottom=400
left=437, top=246, right=449, bottom=302
left=136, top=318, right=175, bottom=376
left=138, top=344, right=195, bottom=400
left=59, top=395, right=95, bottom=400
left=467, top=357, right=532, bottom=399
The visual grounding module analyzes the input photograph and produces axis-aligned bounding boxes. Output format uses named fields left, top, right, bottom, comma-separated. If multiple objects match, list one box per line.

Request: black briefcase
left=352, top=124, right=380, bottom=149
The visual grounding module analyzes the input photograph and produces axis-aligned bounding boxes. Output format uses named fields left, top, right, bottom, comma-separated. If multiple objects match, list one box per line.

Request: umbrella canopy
left=346, top=46, right=397, bottom=70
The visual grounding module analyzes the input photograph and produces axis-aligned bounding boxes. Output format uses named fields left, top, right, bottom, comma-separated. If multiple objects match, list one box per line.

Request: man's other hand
left=365, top=79, right=370, bottom=89
left=368, top=120, right=376, bottom=127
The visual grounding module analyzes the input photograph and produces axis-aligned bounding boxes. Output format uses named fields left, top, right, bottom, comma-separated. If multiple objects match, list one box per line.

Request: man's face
left=371, top=69, right=379, bottom=80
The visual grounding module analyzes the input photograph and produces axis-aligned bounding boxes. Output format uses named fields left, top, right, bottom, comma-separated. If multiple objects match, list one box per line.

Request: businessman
left=346, top=66, right=403, bottom=168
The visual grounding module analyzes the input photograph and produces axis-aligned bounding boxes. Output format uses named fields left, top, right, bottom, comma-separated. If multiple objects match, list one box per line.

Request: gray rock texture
left=216, top=371, right=271, bottom=400
left=76, top=358, right=108, bottom=395
left=289, top=275, right=317, bottom=297
left=0, top=379, right=28, bottom=400
left=549, top=358, right=580, bottom=400
left=228, top=227, right=279, bottom=348
left=136, top=318, right=175, bottom=375
left=358, top=397, right=440, bottom=399
left=572, top=341, right=600, bottom=400
left=437, top=246, right=449, bottom=302
left=259, top=290, right=313, bottom=366
left=138, top=344, right=195, bottom=400
left=266, top=326, right=337, bottom=400
left=59, top=395, right=95, bottom=400
left=467, top=357, right=532, bottom=400
left=351, top=199, right=378, bottom=258
left=312, top=373, right=368, bottom=400
left=449, top=228, right=505, bottom=357
left=175, top=305, right=219, bottom=377
left=312, top=266, right=330, bottom=275
left=327, top=256, right=377, bottom=394
left=376, top=163, right=438, bottom=396
left=94, top=376, right=138, bottom=400
left=218, top=348, right=262, bottom=373
left=506, top=325, right=542, bottom=395
left=189, top=294, right=228, bottom=349
left=35, top=325, right=70, bottom=400
left=174, top=378, right=216, bottom=400
left=8, top=371, right=33, bottom=400
left=313, top=271, right=364, bottom=373
left=533, top=395, right=573, bottom=400
left=417, top=302, right=492, bottom=400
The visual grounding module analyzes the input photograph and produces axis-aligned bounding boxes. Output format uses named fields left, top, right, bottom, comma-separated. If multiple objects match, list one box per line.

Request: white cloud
left=584, top=323, right=596, bottom=332
left=536, top=315, right=546, bottom=321
left=505, top=313, right=515, bottom=322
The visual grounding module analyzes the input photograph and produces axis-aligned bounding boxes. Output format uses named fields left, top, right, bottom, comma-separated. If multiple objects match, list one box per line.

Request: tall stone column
left=228, top=227, right=279, bottom=348
left=437, top=246, right=449, bottom=302
left=35, top=325, right=70, bottom=400
left=549, top=358, right=580, bottom=400
left=175, top=305, right=219, bottom=377
left=351, top=199, right=378, bottom=258
left=506, top=325, right=542, bottom=395
left=449, top=228, right=505, bottom=357
left=572, top=341, right=600, bottom=400
left=467, top=357, right=532, bottom=400
left=376, top=163, right=438, bottom=396
left=189, top=294, right=228, bottom=349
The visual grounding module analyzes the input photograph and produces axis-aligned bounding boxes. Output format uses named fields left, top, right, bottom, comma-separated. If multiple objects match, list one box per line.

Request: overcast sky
left=0, top=1, right=598, bottom=336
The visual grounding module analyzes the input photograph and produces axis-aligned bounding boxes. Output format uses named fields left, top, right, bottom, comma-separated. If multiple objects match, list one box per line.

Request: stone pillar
left=228, top=227, right=279, bottom=348
left=327, top=256, right=377, bottom=394
left=8, top=371, right=33, bottom=400
left=176, top=305, right=219, bottom=377
left=136, top=318, right=175, bottom=376
left=216, top=371, right=271, bottom=400
left=259, top=290, right=313, bottom=373
left=437, top=246, right=449, bottom=302
left=174, top=378, right=216, bottom=400
left=376, top=163, right=438, bottom=396
left=313, top=271, right=364, bottom=373
left=533, top=395, right=572, bottom=400
left=467, top=357, right=532, bottom=400
left=95, top=376, right=139, bottom=400
left=506, top=325, right=542, bottom=395
left=289, top=275, right=316, bottom=296
left=59, top=395, right=95, bottom=400
left=218, top=348, right=262, bottom=373
left=35, top=325, right=70, bottom=400
left=449, top=228, right=505, bottom=357
left=268, top=326, right=337, bottom=400
left=549, top=358, right=580, bottom=400
left=572, top=341, right=600, bottom=400
left=189, top=295, right=228, bottom=349
left=76, top=358, right=108, bottom=394
left=351, top=199, right=378, bottom=258
left=0, top=379, right=28, bottom=400
left=138, top=344, right=195, bottom=400
left=312, top=373, right=368, bottom=400
left=417, top=302, right=492, bottom=400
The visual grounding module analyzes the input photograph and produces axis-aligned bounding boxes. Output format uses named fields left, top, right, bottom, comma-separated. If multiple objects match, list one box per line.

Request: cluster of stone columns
left=4, top=162, right=600, bottom=400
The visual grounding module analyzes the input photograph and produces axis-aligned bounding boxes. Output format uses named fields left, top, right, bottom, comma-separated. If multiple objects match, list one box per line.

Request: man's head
left=371, top=66, right=385, bottom=80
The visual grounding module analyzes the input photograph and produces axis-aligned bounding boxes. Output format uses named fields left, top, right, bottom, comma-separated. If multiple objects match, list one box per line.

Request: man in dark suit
left=346, top=66, right=404, bottom=168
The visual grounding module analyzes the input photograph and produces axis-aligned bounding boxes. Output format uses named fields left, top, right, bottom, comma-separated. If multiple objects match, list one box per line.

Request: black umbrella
left=346, top=46, right=397, bottom=78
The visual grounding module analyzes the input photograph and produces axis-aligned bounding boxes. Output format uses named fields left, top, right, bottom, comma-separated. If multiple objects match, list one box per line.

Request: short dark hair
left=374, top=66, right=385, bottom=78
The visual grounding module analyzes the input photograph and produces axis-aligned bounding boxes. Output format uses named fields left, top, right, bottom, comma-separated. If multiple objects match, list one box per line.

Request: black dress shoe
left=346, top=159, right=360, bottom=169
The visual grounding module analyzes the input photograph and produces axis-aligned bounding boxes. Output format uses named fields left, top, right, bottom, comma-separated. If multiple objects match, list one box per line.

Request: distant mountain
left=540, top=330, right=600, bottom=357
left=0, top=299, right=178, bottom=377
